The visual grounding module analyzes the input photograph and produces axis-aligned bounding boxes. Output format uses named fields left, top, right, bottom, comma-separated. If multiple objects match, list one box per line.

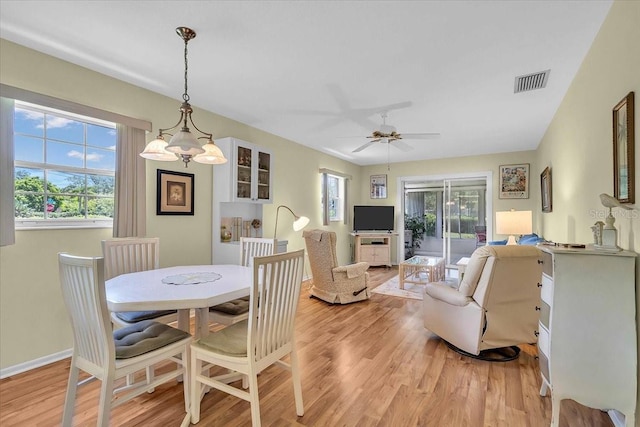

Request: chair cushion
left=209, top=296, right=250, bottom=315
left=113, top=320, right=190, bottom=359
left=198, top=320, right=248, bottom=356
left=114, top=309, right=177, bottom=323
left=458, top=246, right=491, bottom=297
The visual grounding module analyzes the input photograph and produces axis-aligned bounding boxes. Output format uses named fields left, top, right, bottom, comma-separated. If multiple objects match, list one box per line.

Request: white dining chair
left=190, top=249, right=305, bottom=427
left=102, top=237, right=178, bottom=328
left=208, top=237, right=276, bottom=326
left=58, top=253, right=192, bottom=427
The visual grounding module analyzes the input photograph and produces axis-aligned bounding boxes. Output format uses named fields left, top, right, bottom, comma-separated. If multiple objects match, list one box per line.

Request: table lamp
left=495, top=209, right=532, bottom=245
left=273, top=205, right=310, bottom=239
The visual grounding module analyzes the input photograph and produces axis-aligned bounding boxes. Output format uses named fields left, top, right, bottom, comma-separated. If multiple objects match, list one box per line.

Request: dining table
left=105, top=264, right=253, bottom=339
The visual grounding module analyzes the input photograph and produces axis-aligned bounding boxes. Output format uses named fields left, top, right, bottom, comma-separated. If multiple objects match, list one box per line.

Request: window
left=13, top=101, right=116, bottom=228
left=320, top=169, right=350, bottom=226
left=327, top=174, right=344, bottom=222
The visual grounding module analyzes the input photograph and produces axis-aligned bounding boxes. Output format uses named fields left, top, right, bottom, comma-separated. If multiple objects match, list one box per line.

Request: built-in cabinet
left=538, top=246, right=636, bottom=427
left=351, top=233, right=396, bottom=267
left=216, top=137, right=272, bottom=203
left=212, top=137, right=275, bottom=264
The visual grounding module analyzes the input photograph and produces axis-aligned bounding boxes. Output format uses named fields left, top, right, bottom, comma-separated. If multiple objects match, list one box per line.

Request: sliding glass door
left=400, top=172, right=492, bottom=270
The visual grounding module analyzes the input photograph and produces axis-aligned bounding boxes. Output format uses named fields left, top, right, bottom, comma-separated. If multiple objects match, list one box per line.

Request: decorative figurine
left=594, top=193, right=632, bottom=251
left=591, top=221, right=604, bottom=246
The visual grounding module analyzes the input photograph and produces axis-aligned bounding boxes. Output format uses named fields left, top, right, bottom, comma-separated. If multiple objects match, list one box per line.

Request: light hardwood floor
left=0, top=267, right=612, bottom=426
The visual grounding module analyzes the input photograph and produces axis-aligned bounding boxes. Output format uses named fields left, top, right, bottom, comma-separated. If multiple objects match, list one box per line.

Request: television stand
left=351, top=232, right=397, bottom=267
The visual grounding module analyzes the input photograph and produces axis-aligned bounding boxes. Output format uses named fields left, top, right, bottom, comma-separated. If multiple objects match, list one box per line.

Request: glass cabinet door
left=236, top=145, right=253, bottom=201
left=256, top=151, right=271, bottom=201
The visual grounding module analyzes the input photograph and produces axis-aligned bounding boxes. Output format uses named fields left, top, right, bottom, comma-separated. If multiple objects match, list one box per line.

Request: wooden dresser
left=538, top=246, right=637, bottom=426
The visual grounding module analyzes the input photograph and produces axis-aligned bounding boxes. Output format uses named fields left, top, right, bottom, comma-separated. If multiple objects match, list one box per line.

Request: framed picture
left=540, top=166, right=552, bottom=213
left=613, top=91, right=635, bottom=204
left=499, top=163, right=529, bottom=199
left=157, top=169, right=194, bottom=215
left=370, top=174, right=387, bottom=199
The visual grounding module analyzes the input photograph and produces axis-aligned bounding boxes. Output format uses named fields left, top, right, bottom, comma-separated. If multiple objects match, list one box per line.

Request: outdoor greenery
left=14, top=170, right=114, bottom=219
left=404, top=214, right=427, bottom=248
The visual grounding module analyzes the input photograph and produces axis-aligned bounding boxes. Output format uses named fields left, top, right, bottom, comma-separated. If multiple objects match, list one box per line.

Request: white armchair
left=423, top=245, right=543, bottom=360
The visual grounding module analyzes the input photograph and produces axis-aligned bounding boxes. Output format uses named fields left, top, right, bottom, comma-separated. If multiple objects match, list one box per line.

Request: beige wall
left=0, top=39, right=361, bottom=369
left=535, top=0, right=640, bottom=415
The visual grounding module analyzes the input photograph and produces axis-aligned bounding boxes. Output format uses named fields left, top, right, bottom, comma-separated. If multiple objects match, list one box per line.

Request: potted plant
left=404, top=214, right=427, bottom=250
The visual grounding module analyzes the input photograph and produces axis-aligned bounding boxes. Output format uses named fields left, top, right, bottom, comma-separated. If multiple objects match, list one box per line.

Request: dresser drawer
left=538, top=323, right=550, bottom=357
left=541, top=250, right=553, bottom=277
left=538, top=348, right=550, bottom=383
left=540, top=274, right=554, bottom=305
left=539, top=300, right=551, bottom=329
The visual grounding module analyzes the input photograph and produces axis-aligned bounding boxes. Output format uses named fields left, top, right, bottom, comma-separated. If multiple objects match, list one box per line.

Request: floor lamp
left=495, top=210, right=532, bottom=245
left=273, top=205, right=310, bottom=239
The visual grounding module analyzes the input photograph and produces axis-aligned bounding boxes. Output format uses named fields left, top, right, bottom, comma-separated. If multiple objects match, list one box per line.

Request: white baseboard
left=0, top=348, right=71, bottom=379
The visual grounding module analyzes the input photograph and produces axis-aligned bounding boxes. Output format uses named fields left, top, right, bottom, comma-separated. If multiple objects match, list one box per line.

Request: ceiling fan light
left=165, top=129, right=206, bottom=155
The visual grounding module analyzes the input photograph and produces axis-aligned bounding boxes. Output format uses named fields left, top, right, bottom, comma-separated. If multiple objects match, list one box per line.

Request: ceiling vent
left=514, top=69, right=550, bottom=93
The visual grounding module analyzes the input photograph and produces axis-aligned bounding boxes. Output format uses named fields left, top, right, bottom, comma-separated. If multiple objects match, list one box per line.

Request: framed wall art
left=370, top=174, right=387, bottom=199
left=499, top=163, right=529, bottom=199
left=157, top=169, right=194, bottom=215
left=613, top=91, right=635, bottom=204
left=540, top=166, right=552, bottom=213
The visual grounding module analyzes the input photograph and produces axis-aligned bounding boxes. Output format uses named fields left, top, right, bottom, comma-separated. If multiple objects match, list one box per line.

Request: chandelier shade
left=140, top=26, right=226, bottom=167
left=139, top=136, right=179, bottom=161
left=194, top=140, right=228, bottom=164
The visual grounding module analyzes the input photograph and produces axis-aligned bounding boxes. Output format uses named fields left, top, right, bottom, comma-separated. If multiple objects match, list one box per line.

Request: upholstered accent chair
left=423, top=245, right=542, bottom=359
left=303, top=229, right=370, bottom=304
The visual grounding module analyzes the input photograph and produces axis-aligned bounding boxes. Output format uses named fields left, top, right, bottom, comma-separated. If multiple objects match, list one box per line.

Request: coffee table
left=399, top=256, right=445, bottom=289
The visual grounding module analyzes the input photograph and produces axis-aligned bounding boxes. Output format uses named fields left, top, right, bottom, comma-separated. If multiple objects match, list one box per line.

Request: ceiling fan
left=352, top=112, right=440, bottom=153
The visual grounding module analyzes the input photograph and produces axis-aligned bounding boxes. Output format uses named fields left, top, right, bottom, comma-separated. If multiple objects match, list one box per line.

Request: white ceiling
left=0, top=1, right=612, bottom=166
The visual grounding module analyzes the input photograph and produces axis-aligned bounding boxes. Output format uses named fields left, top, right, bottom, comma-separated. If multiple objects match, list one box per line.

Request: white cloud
left=67, top=150, right=103, bottom=162
left=67, top=150, right=84, bottom=159
left=46, top=116, right=76, bottom=129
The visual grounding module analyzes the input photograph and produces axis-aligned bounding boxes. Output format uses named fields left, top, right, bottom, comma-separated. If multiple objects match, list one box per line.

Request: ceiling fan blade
left=399, top=133, right=441, bottom=139
left=391, top=140, right=414, bottom=152
left=352, top=140, right=377, bottom=153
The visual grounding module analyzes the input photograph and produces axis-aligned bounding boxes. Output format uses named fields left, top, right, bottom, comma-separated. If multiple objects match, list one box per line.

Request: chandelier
left=140, top=27, right=227, bottom=167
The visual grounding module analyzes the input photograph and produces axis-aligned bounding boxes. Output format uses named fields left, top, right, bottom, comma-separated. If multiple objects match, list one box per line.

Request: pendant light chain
left=183, top=37, right=190, bottom=103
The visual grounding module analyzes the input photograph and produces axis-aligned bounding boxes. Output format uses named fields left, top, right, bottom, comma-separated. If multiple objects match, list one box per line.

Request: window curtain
left=406, top=191, right=425, bottom=218
left=114, top=124, right=146, bottom=237
left=0, top=97, right=15, bottom=246
left=321, top=173, right=329, bottom=226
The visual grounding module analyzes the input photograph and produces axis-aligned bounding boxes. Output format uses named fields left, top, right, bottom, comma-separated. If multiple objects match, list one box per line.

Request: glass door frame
left=396, top=171, right=493, bottom=267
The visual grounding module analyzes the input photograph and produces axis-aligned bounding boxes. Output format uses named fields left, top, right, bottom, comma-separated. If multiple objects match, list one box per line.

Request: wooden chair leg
left=290, top=349, right=304, bottom=416
left=62, top=364, right=79, bottom=427
left=248, top=372, right=261, bottom=427
left=97, top=377, right=115, bottom=427
left=190, top=351, right=202, bottom=424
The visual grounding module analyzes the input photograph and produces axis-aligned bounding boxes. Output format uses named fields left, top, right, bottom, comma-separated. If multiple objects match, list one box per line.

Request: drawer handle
left=537, top=282, right=542, bottom=288
left=534, top=331, right=539, bottom=337
left=535, top=306, right=541, bottom=311
left=538, top=260, right=544, bottom=264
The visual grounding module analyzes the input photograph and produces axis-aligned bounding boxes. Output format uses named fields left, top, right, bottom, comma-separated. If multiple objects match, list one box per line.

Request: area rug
left=371, top=275, right=424, bottom=300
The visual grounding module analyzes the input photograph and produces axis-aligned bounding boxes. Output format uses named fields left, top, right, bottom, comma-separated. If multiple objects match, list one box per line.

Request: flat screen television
left=353, top=205, right=395, bottom=232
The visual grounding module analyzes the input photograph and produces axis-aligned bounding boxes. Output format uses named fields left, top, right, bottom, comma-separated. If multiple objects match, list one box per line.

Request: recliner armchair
left=303, top=229, right=370, bottom=304
left=423, top=245, right=542, bottom=359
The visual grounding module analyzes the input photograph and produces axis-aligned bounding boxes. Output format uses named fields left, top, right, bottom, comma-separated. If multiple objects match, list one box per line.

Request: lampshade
left=496, top=210, right=532, bottom=245
left=293, top=215, right=310, bottom=231
left=274, top=205, right=309, bottom=239
left=165, top=130, right=205, bottom=156
left=193, top=140, right=228, bottom=164
left=139, top=136, right=178, bottom=161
